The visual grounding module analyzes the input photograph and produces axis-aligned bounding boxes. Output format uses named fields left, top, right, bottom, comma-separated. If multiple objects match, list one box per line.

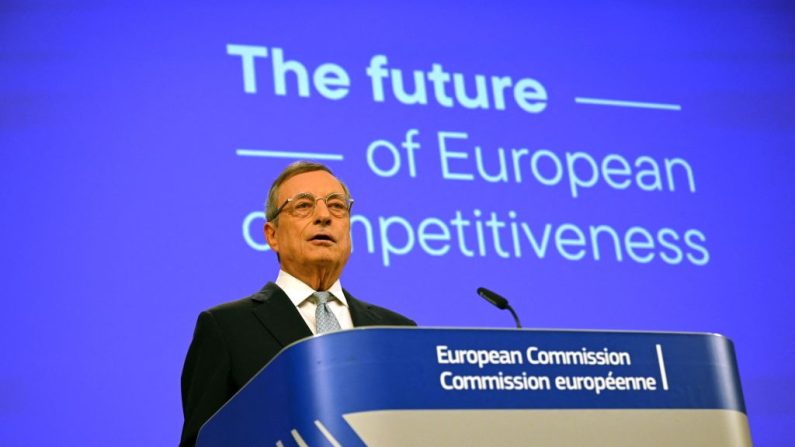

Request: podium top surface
left=199, top=327, right=747, bottom=446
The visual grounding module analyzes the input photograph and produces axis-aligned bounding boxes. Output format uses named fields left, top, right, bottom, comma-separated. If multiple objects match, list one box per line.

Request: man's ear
left=264, top=222, right=279, bottom=253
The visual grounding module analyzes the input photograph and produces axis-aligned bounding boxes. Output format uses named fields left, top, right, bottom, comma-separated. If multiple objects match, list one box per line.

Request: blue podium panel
left=197, top=328, right=750, bottom=446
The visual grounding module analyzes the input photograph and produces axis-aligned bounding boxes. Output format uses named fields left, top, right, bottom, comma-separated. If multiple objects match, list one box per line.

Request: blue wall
left=1, top=1, right=793, bottom=445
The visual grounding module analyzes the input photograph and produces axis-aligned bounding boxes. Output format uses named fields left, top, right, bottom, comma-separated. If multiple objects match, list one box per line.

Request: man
left=179, top=161, right=415, bottom=446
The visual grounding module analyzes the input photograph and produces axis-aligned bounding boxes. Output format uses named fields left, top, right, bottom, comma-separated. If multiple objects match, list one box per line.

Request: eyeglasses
left=269, top=192, right=354, bottom=221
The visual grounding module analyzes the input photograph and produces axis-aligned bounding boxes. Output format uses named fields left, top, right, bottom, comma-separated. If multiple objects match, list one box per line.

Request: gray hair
left=265, top=161, right=351, bottom=223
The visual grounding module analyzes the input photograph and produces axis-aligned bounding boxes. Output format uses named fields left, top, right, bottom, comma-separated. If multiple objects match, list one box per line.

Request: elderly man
left=179, top=161, right=415, bottom=446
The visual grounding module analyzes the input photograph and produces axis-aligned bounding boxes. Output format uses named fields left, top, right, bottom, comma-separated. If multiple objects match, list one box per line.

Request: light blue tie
left=313, top=291, right=342, bottom=334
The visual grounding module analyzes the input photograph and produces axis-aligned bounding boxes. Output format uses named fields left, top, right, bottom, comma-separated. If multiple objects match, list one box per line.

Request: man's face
left=264, top=170, right=352, bottom=280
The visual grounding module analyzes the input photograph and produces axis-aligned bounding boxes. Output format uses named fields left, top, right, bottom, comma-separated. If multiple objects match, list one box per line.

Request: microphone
left=477, top=287, right=523, bottom=328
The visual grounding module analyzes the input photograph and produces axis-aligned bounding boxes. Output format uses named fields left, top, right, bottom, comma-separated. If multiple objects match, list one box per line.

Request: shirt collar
left=275, top=269, right=348, bottom=307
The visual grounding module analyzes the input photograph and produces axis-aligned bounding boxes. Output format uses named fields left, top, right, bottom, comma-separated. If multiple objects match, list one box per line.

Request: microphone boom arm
left=477, top=287, right=523, bottom=328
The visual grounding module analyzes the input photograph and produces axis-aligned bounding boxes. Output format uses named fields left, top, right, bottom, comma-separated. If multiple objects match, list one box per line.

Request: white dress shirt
left=275, top=270, right=354, bottom=334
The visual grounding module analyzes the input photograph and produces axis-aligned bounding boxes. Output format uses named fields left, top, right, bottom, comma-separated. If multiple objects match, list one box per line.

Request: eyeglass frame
left=268, top=192, right=354, bottom=221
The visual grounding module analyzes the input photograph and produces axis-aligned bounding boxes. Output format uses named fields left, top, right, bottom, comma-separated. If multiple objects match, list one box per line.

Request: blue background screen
left=2, top=2, right=794, bottom=445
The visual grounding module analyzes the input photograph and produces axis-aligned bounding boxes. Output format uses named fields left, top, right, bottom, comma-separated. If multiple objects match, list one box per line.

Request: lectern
left=197, top=328, right=751, bottom=446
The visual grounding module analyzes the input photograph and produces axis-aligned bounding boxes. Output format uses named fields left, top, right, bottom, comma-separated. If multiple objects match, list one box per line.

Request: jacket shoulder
left=368, top=303, right=417, bottom=326
left=204, top=283, right=278, bottom=311
left=345, top=291, right=417, bottom=327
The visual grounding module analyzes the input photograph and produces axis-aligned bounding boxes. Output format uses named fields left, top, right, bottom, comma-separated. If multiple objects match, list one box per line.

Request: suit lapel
left=345, top=289, right=382, bottom=327
left=251, top=282, right=313, bottom=346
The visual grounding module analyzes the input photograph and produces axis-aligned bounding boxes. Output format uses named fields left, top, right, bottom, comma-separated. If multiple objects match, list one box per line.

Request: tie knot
left=312, top=291, right=332, bottom=304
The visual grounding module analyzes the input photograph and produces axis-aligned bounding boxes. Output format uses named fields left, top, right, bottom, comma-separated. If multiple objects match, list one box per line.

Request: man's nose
left=313, top=199, right=332, bottom=224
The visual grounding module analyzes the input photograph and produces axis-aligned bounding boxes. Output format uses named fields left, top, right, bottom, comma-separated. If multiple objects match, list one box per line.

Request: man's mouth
left=309, top=234, right=335, bottom=243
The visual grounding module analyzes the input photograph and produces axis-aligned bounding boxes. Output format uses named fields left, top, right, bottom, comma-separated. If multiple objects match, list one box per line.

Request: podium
left=197, top=328, right=751, bottom=446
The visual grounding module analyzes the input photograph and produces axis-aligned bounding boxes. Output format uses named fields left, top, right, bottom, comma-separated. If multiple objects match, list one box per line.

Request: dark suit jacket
left=179, top=282, right=416, bottom=447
